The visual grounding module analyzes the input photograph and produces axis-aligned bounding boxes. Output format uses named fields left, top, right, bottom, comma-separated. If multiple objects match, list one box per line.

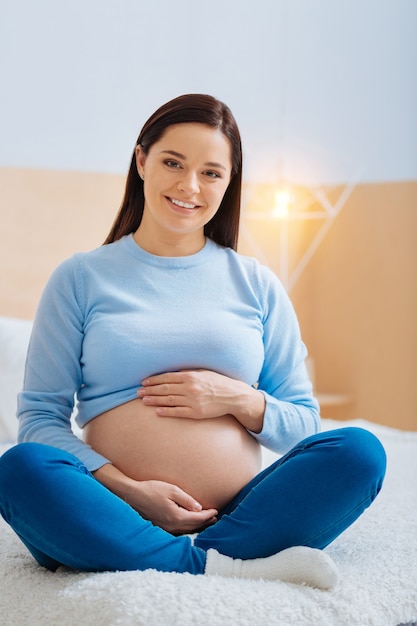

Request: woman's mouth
left=168, top=197, right=199, bottom=210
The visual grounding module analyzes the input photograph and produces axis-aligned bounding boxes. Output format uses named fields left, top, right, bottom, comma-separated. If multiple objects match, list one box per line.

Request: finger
left=138, top=384, right=186, bottom=400
left=139, top=383, right=173, bottom=396
left=166, top=509, right=218, bottom=535
left=142, top=372, right=183, bottom=387
left=170, top=489, right=203, bottom=512
left=141, top=393, right=178, bottom=406
left=175, top=509, right=219, bottom=526
left=170, top=515, right=217, bottom=535
left=154, top=406, right=198, bottom=418
left=193, top=516, right=218, bottom=532
left=140, top=395, right=197, bottom=416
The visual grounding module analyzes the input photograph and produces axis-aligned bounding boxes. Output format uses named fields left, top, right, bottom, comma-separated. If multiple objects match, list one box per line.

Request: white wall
left=1, top=0, right=416, bottom=184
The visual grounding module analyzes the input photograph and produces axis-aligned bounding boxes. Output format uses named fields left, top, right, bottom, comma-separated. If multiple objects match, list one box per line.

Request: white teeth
left=170, top=198, right=197, bottom=209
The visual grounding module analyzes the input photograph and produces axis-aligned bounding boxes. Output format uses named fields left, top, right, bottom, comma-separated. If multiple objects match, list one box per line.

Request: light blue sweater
left=18, top=235, right=320, bottom=471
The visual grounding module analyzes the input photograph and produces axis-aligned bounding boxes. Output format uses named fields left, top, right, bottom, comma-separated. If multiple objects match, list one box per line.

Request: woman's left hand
left=137, top=369, right=265, bottom=432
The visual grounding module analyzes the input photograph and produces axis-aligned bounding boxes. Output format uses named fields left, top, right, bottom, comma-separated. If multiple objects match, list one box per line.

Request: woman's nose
left=177, top=171, right=200, bottom=195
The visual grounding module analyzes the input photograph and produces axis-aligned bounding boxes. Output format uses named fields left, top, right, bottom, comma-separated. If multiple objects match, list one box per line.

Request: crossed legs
left=0, top=428, right=386, bottom=579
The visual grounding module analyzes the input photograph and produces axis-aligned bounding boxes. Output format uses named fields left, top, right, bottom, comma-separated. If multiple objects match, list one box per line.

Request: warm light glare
left=272, top=189, right=292, bottom=218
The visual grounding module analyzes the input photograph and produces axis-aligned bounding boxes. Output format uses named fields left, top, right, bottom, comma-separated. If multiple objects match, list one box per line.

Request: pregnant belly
left=84, top=398, right=262, bottom=510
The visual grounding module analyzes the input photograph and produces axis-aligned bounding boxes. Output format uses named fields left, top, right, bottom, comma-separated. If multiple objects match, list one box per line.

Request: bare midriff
left=84, top=398, right=262, bottom=511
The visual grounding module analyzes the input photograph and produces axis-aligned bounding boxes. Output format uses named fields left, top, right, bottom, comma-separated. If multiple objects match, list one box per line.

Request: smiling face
left=134, top=123, right=232, bottom=255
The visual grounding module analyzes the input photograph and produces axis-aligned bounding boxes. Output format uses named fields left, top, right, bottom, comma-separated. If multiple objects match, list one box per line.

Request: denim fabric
left=0, top=427, right=386, bottom=573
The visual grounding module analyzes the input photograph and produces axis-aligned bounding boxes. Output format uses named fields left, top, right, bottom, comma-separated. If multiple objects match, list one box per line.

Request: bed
left=0, top=315, right=416, bottom=625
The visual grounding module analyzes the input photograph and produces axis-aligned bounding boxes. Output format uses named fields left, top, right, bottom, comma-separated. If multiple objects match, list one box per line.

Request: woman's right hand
left=93, top=463, right=218, bottom=534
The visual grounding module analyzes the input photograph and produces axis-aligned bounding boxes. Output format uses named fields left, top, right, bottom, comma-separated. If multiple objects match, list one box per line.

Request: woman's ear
left=135, top=145, right=146, bottom=180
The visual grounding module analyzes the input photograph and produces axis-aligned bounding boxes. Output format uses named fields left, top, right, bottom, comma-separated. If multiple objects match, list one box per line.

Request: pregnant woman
left=0, top=94, right=386, bottom=588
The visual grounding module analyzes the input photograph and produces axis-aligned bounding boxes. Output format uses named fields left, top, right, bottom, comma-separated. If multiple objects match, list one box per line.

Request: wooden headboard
left=0, top=167, right=125, bottom=319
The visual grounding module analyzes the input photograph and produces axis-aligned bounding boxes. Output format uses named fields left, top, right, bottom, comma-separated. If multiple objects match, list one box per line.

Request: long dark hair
left=104, top=94, right=243, bottom=250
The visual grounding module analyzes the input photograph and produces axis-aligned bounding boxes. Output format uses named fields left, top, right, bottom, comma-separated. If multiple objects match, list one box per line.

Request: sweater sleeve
left=250, top=268, right=320, bottom=455
left=17, top=257, right=110, bottom=471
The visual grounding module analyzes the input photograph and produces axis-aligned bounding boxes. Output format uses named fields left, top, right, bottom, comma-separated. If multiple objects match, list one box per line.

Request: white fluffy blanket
left=1, top=419, right=416, bottom=626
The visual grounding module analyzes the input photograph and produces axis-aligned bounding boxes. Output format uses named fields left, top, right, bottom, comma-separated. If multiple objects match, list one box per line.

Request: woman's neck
left=133, top=226, right=206, bottom=257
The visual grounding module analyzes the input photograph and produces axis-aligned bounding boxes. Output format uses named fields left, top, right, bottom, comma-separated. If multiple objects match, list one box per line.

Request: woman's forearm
left=93, top=463, right=139, bottom=500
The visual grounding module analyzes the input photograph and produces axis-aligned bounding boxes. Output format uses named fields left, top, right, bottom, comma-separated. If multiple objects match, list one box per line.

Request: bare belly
left=84, top=398, right=262, bottom=511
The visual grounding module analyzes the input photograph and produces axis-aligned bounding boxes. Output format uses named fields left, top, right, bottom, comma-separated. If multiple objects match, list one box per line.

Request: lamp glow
left=273, top=189, right=292, bottom=218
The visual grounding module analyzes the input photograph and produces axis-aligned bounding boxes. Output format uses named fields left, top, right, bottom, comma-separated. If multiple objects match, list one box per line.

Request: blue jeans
left=0, top=427, right=386, bottom=574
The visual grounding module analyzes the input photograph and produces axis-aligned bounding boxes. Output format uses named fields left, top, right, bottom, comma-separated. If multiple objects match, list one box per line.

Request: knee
left=1, top=441, right=47, bottom=470
left=0, top=444, right=32, bottom=509
left=331, top=427, right=387, bottom=491
left=0, top=442, right=64, bottom=494
left=0, top=443, right=42, bottom=488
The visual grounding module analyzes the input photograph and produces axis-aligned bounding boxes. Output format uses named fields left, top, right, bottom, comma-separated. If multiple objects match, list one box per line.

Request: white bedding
left=1, top=418, right=417, bottom=626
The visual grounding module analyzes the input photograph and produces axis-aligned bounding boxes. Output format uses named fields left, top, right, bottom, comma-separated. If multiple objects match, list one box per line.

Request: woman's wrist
left=232, top=383, right=265, bottom=434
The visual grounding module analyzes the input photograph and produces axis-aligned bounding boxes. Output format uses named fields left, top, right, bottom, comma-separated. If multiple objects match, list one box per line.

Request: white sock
left=204, top=546, right=340, bottom=590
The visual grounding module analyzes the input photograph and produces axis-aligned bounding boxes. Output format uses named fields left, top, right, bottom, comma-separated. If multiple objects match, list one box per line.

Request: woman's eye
left=164, top=159, right=181, bottom=169
left=204, top=170, right=221, bottom=179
